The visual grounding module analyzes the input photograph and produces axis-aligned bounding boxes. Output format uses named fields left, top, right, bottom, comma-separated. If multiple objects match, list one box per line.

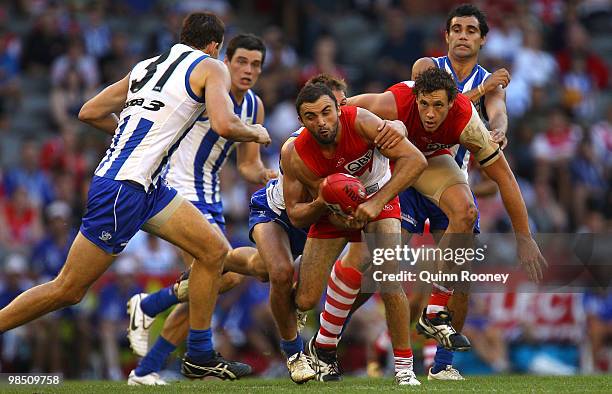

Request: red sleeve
left=452, top=94, right=474, bottom=138
left=386, top=82, right=414, bottom=122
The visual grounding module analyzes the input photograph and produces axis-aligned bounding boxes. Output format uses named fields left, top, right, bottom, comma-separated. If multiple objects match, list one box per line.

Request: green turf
left=1, top=375, right=611, bottom=393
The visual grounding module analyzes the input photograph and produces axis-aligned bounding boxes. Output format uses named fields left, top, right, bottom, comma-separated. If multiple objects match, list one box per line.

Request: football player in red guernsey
left=282, top=83, right=426, bottom=385
left=348, top=67, right=547, bottom=351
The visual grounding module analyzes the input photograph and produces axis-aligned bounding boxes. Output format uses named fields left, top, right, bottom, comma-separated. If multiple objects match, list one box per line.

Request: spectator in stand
left=124, top=231, right=179, bottom=277
left=300, top=35, right=346, bottom=85
left=556, top=22, right=608, bottom=92
left=20, top=12, right=67, bottom=74
left=562, top=55, right=597, bottom=120
left=0, top=186, right=43, bottom=252
left=145, top=9, right=182, bottom=56
left=529, top=180, right=569, bottom=232
left=583, top=290, right=612, bottom=372
left=590, top=102, right=612, bottom=175
left=262, top=26, right=298, bottom=72
left=377, top=8, right=424, bottom=86
left=532, top=108, right=582, bottom=212
left=98, top=31, right=136, bottom=85
left=50, top=65, right=97, bottom=128
left=0, top=254, right=32, bottom=373
left=81, top=6, right=112, bottom=59
left=98, top=255, right=143, bottom=380
left=3, top=138, right=55, bottom=207
left=0, top=254, right=31, bottom=309
left=570, top=136, right=607, bottom=225
left=0, top=24, right=22, bottom=118
left=30, top=201, right=76, bottom=284
left=50, top=38, right=99, bottom=93
left=481, top=14, right=522, bottom=64
left=39, top=121, right=87, bottom=185
left=512, top=25, right=558, bottom=90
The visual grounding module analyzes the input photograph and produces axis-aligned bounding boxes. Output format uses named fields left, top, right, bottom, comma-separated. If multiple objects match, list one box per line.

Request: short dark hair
left=446, top=4, right=489, bottom=37
left=413, top=68, right=458, bottom=102
left=226, top=33, right=266, bottom=63
left=180, top=12, right=225, bottom=49
left=306, top=73, right=347, bottom=93
left=295, top=83, right=338, bottom=116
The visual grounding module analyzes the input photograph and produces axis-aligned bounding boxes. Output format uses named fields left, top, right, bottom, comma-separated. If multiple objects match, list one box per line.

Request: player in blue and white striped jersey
left=0, top=13, right=270, bottom=382
left=126, top=33, right=277, bottom=386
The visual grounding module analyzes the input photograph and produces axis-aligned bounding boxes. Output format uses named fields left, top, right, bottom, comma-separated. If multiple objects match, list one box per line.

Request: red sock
left=316, top=260, right=361, bottom=349
left=393, top=348, right=414, bottom=373
left=426, top=283, right=453, bottom=319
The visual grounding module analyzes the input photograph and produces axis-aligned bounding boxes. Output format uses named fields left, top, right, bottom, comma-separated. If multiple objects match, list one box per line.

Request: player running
left=125, top=33, right=275, bottom=385
left=284, top=83, right=427, bottom=385
left=0, top=12, right=270, bottom=380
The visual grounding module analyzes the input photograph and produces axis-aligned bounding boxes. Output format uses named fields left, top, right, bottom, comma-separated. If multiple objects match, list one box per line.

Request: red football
left=321, top=173, right=367, bottom=216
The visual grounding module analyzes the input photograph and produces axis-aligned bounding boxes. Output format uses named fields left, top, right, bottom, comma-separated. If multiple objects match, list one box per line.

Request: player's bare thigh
left=54, top=232, right=116, bottom=300
left=296, top=237, right=348, bottom=311
left=412, top=154, right=468, bottom=205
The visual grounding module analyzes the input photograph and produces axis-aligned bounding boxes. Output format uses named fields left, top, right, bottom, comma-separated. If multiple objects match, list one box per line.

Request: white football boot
left=286, top=352, right=316, bottom=384
left=395, top=369, right=421, bottom=386
left=127, top=293, right=154, bottom=357
left=127, top=370, right=168, bottom=386
left=428, top=365, right=465, bottom=380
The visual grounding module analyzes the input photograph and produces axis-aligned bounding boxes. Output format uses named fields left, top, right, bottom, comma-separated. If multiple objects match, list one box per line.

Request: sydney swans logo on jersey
left=344, top=150, right=374, bottom=174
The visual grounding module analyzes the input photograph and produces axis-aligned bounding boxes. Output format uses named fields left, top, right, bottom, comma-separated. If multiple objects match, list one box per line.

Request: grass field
left=1, top=375, right=611, bottom=393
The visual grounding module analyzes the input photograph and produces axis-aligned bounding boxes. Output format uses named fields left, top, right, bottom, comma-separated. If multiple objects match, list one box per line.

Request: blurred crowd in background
left=0, top=0, right=610, bottom=381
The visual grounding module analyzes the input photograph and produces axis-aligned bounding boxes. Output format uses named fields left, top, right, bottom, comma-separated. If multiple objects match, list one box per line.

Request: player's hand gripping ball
left=321, top=173, right=367, bottom=217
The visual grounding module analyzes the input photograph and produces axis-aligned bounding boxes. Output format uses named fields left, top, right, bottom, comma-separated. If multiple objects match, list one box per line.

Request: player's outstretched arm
left=353, top=108, right=427, bottom=222
left=78, top=74, right=129, bottom=135
left=236, top=97, right=278, bottom=184
left=461, top=111, right=546, bottom=281
left=347, top=91, right=398, bottom=121
left=480, top=153, right=546, bottom=282
left=281, top=142, right=328, bottom=228
left=198, top=59, right=271, bottom=144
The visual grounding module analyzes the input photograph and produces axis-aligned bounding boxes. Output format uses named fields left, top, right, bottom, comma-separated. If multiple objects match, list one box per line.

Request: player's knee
left=53, top=279, right=87, bottom=306
left=295, top=292, right=317, bottom=311
left=225, top=272, right=245, bottom=289
left=194, top=241, right=230, bottom=269
left=269, top=263, right=294, bottom=290
left=449, top=204, right=478, bottom=231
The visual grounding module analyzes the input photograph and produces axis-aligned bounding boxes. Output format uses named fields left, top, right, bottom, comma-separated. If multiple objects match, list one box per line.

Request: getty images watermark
left=369, top=244, right=510, bottom=285
left=359, top=233, right=612, bottom=294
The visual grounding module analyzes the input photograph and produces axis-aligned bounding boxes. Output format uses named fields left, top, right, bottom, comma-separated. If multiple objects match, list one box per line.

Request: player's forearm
left=215, top=116, right=261, bottom=142
left=238, top=161, right=266, bottom=184
left=496, top=171, right=531, bottom=236
left=286, top=199, right=327, bottom=228
left=372, top=155, right=426, bottom=205
left=487, top=105, right=508, bottom=135
left=79, top=112, right=119, bottom=136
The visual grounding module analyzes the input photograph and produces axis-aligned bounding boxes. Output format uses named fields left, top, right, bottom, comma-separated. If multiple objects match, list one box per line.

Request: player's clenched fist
left=254, top=124, right=271, bottom=145
left=354, top=198, right=384, bottom=223
left=483, top=68, right=511, bottom=91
